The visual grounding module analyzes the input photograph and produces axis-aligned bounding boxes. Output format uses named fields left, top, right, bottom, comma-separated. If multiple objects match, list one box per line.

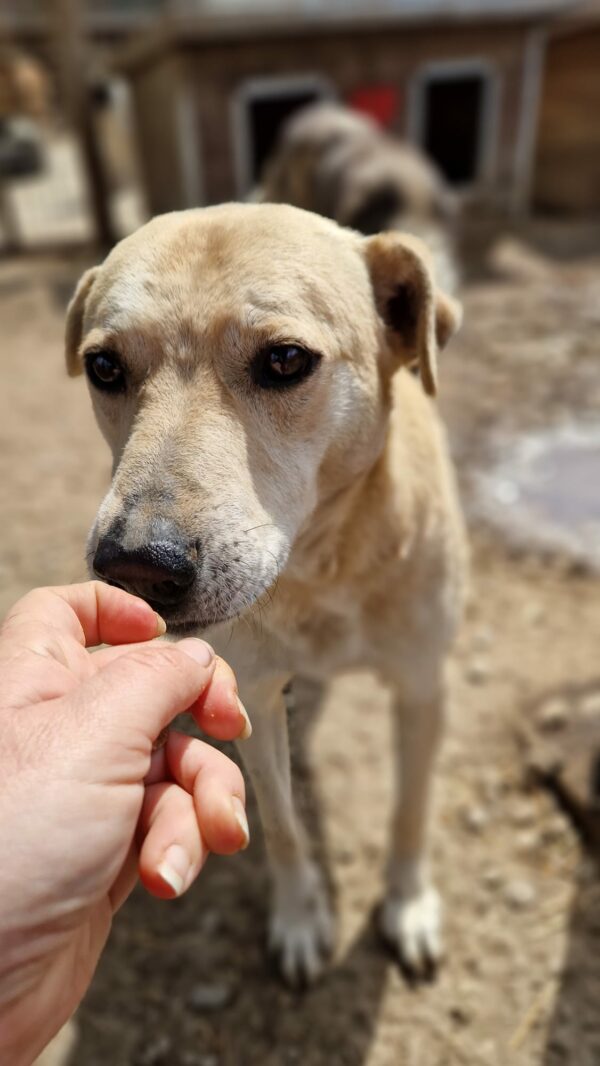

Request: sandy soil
left=0, top=230, right=599, bottom=1066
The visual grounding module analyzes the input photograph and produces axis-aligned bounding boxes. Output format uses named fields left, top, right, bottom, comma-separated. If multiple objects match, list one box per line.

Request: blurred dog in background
left=258, top=102, right=459, bottom=293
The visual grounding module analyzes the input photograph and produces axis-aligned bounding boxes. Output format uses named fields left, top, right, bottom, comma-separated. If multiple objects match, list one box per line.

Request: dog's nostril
left=161, top=579, right=182, bottom=596
left=93, top=534, right=196, bottom=605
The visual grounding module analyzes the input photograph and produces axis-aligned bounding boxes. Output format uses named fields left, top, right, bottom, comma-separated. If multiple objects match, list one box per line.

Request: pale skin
left=0, top=581, right=251, bottom=1066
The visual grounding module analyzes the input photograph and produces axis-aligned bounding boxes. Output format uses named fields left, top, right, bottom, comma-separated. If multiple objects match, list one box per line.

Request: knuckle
left=3, top=588, right=44, bottom=623
left=124, top=643, right=188, bottom=675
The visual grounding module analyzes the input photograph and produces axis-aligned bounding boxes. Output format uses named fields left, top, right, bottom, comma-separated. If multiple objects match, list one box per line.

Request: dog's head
left=334, top=143, right=459, bottom=235
left=66, top=204, right=460, bottom=631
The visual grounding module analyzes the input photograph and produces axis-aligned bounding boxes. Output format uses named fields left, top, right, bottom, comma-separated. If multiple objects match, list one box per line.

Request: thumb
left=68, top=638, right=216, bottom=749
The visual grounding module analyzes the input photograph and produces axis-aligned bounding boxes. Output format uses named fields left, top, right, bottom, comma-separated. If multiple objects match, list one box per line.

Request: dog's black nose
left=93, top=533, right=196, bottom=606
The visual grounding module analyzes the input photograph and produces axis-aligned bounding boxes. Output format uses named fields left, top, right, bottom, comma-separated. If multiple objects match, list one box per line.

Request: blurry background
left=1, top=3, right=599, bottom=1065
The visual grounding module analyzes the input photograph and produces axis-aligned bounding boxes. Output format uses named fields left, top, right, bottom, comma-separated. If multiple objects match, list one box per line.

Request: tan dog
left=65, top=203, right=467, bottom=985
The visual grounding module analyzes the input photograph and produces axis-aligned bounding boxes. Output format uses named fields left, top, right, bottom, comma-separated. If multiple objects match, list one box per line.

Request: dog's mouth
left=166, top=618, right=223, bottom=635
left=163, top=609, right=241, bottom=636
left=97, top=577, right=252, bottom=635
left=131, top=591, right=246, bottom=635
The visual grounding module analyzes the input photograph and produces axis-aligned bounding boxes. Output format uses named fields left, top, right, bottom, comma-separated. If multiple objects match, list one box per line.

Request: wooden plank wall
left=180, top=22, right=527, bottom=205
left=534, top=28, right=600, bottom=213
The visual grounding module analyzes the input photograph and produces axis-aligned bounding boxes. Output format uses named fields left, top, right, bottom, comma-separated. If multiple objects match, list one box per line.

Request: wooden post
left=50, top=0, right=114, bottom=248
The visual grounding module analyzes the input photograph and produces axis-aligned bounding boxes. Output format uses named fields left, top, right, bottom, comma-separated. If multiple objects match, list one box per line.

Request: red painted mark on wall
left=347, top=85, right=401, bottom=128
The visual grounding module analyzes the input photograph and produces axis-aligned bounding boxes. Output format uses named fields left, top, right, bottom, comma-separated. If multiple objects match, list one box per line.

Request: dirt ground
left=1, top=225, right=599, bottom=1066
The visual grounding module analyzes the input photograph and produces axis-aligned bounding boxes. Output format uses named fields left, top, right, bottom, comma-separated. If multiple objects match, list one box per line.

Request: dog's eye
left=85, top=350, right=125, bottom=393
left=252, top=344, right=319, bottom=389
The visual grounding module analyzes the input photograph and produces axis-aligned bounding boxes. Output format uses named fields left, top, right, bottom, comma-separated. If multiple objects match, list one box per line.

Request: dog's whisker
left=242, top=522, right=276, bottom=535
left=224, top=621, right=236, bottom=651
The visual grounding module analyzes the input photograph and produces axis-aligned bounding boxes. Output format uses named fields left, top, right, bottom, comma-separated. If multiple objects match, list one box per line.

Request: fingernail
left=157, top=843, right=190, bottom=897
left=232, top=796, right=250, bottom=849
left=178, top=638, right=215, bottom=668
left=155, top=613, right=167, bottom=637
left=236, top=696, right=252, bottom=740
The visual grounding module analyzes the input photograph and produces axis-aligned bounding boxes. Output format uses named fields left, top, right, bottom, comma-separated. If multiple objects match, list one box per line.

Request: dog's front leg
left=237, top=678, right=334, bottom=986
left=379, top=675, right=444, bottom=978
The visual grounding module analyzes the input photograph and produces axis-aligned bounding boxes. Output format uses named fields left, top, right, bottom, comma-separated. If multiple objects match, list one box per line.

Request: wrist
left=0, top=926, right=87, bottom=1066
left=0, top=979, right=63, bottom=1066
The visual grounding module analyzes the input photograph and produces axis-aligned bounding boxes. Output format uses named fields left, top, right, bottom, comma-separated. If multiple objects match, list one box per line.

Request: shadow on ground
left=543, top=859, right=600, bottom=1066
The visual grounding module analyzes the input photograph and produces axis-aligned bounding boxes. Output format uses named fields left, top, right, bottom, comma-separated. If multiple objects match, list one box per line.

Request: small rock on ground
left=187, top=981, right=236, bottom=1012
left=505, top=879, right=537, bottom=909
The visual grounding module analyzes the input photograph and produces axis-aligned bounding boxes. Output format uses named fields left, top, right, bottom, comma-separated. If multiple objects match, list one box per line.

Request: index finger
left=2, top=581, right=164, bottom=649
left=97, top=646, right=251, bottom=742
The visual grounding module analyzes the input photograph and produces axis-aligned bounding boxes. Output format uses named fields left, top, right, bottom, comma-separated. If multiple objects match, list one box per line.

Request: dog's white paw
left=269, top=862, right=334, bottom=987
left=379, top=885, right=442, bottom=978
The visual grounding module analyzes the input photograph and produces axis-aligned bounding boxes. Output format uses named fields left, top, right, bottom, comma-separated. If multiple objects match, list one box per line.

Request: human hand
left=0, top=581, right=250, bottom=1066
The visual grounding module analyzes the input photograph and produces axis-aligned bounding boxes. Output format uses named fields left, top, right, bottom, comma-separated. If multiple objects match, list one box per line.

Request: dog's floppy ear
left=65, top=267, right=98, bottom=376
left=364, top=232, right=462, bottom=396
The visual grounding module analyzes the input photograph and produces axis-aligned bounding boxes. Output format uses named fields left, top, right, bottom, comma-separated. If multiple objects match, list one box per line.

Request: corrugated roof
left=115, top=0, right=586, bottom=71
left=1, top=0, right=583, bottom=37
left=172, top=0, right=579, bottom=20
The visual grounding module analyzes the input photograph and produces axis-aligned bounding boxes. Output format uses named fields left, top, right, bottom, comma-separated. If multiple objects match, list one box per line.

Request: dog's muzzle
left=93, top=524, right=196, bottom=610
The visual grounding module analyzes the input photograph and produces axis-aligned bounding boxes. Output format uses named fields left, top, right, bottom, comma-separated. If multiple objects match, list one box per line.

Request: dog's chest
left=208, top=592, right=368, bottom=687
left=267, top=588, right=366, bottom=677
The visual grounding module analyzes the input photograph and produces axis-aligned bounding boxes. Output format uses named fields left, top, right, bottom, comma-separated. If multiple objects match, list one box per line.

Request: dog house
left=113, top=0, right=582, bottom=217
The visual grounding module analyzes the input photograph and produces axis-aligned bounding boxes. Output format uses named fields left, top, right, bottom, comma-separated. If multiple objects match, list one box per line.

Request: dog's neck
left=281, top=435, right=404, bottom=593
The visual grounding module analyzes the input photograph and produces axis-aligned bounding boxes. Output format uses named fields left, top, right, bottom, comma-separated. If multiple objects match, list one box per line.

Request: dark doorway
left=422, top=73, right=487, bottom=184
left=247, top=89, right=322, bottom=184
